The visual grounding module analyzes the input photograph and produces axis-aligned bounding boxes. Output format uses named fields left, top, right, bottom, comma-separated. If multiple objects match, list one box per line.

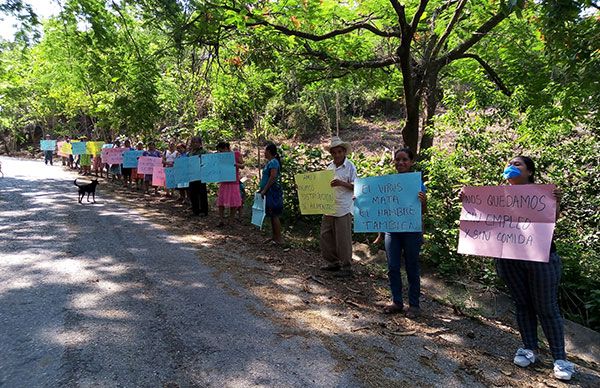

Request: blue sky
left=0, top=0, right=61, bottom=40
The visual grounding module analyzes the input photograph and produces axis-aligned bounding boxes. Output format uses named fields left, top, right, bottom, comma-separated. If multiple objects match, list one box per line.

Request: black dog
left=74, top=179, right=98, bottom=203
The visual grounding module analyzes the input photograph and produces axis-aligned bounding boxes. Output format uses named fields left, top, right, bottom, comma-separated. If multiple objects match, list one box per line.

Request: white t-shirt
left=164, top=150, right=179, bottom=165
left=326, top=158, right=358, bottom=217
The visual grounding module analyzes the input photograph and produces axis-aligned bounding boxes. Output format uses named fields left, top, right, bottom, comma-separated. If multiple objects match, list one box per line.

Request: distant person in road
left=373, top=148, right=427, bottom=317
left=216, top=141, right=244, bottom=227
left=79, top=136, right=92, bottom=176
left=461, top=156, right=575, bottom=381
left=259, top=142, right=283, bottom=245
left=319, top=136, right=357, bottom=277
left=109, top=139, right=122, bottom=182
left=121, top=139, right=134, bottom=188
left=43, top=134, right=54, bottom=166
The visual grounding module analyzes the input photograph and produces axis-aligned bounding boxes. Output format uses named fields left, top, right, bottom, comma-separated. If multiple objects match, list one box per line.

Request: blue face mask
left=503, top=165, right=521, bottom=179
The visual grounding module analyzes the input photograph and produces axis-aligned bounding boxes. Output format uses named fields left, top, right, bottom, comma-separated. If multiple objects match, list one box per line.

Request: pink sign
left=137, top=156, right=163, bottom=175
left=101, top=147, right=126, bottom=164
left=57, top=141, right=67, bottom=157
left=457, top=184, right=557, bottom=262
left=152, top=166, right=166, bottom=187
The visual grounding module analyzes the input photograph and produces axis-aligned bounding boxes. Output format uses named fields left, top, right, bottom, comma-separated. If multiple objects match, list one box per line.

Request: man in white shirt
left=320, top=136, right=357, bottom=277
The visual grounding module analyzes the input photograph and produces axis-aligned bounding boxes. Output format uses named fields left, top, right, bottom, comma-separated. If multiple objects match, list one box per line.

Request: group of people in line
left=44, top=133, right=576, bottom=381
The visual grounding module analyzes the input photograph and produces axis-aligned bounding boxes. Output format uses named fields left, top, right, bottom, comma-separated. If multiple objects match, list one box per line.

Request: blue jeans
left=384, top=232, right=422, bottom=308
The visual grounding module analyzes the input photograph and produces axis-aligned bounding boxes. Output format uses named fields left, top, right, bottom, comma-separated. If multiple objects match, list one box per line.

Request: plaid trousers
left=496, top=252, right=566, bottom=360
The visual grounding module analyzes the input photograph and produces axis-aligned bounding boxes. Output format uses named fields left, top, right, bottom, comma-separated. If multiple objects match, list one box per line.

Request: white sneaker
left=553, top=360, right=575, bottom=381
left=513, top=348, right=536, bottom=367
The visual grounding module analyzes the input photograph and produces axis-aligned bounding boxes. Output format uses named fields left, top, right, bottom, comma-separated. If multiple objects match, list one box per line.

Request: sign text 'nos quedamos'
left=353, top=172, right=423, bottom=233
left=457, top=185, right=557, bottom=262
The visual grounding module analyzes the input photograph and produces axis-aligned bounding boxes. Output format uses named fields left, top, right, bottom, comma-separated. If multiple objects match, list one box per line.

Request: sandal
left=382, top=303, right=404, bottom=315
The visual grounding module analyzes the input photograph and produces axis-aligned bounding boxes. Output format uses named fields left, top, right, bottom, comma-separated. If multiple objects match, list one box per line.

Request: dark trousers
left=189, top=181, right=208, bottom=216
left=384, top=232, right=422, bottom=308
left=44, top=151, right=53, bottom=165
left=496, top=252, right=566, bottom=360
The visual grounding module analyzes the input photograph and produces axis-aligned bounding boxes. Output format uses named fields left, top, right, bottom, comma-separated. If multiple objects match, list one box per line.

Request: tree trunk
left=419, top=68, right=440, bottom=152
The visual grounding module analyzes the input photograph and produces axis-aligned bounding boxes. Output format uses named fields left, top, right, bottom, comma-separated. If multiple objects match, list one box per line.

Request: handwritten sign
left=137, top=156, right=163, bottom=174
left=458, top=185, right=557, bottom=262
left=57, top=141, right=67, bottom=157
left=353, top=172, right=422, bottom=233
left=101, top=147, right=126, bottom=164
left=251, top=193, right=267, bottom=229
left=122, top=150, right=144, bottom=168
left=200, top=152, right=236, bottom=183
left=294, top=170, right=335, bottom=215
left=60, top=142, right=72, bottom=155
left=152, top=166, right=166, bottom=187
left=164, top=167, right=177, bottom=189
left=86, top=141, right=104, bottom=156
left=71, top=141, right=87, bottom=155
left=40, top=140, right=56, bottom=151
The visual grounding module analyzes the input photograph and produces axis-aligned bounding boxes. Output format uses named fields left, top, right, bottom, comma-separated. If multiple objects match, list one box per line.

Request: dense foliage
left=0, top=1, right=598, bottom=329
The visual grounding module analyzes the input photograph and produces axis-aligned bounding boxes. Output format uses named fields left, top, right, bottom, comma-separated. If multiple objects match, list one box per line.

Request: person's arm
left=373, top=232, right=384, bottom=245
left=260, top=168, right=278, bottom=196
left=419, top=191, right=427, bottom=214
left=236, top=153, right=245, bottom=169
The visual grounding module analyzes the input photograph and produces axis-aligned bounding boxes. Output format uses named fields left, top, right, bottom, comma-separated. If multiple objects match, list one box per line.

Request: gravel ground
left=1, top=155, right=598, bottom=388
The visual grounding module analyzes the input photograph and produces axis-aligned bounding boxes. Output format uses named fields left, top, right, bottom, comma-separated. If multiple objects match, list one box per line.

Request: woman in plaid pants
left=496, top=156, right=575, bottom=381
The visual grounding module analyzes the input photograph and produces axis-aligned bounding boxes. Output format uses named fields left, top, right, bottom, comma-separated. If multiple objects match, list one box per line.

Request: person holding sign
left=188, top=136, right=209, bottom=217
left=319, top=137, right=357, bottom=277
left=461, top=156, right=574, bottom=381
left=372, top=148, right=427, bottom=317
left=259, top=143, right=283, bottom=244
left=142, top=142, right=162, bottom=195
left=43, top=134, right=54, bottom=166
left=78, top=136, right=92, bottom=176
left=216, top=142, right=244, bottom=227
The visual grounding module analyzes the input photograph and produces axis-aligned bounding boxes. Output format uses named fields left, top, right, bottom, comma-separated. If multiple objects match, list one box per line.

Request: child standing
left=320, top=136, right=357, bottom=277
left=373, top=148, right=427, bottom=317
left=216, top=142, right=245, bottom=226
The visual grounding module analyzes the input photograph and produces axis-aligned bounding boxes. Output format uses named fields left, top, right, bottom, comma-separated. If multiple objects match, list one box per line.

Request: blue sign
left=164, top=167, right=177, bottom=189
left=122, top=150, right=144, bottom=168
left=200, top=152, right=236, bottom=183
left=174, top=156, right=190, bottom=187
left=71, top=141, right=87, bottom=155
left=188, top=155, right=202, bottom=182
left=251, top=193, right=266, bottom=229
left=40, top=140, right=56, bottom=151
left=353, top=172, right=423, bottom=233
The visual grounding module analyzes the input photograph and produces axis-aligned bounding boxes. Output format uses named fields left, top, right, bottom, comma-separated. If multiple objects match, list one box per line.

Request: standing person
left=132, top=141, right=145, bottom=190
left=121, top=139, right=134, bottom=188
left=175, top=143, right=188, bottom=203
left=43, top=134, right=54, bottom=166
left=142, top=142, right=162, bottom=195
left=66, top=137, right=74, bottom=169
left=188, top=136, right=208, bottom=216
left=79, top=136, right=92, bottom=176
left=216, top=142, right=245, bottom=226
left=373, top=148, right=427, bottom=317
left=109, top=139, right=122, bottom=182
left=163, top=142, right=178, bottom=197
left=461, top=156, right=575, bottom=381
left=60, top=136, right=69, bottom=166
left=320, top=136, right=357, bottom=277
left=259, top=143, right=283, bottom=244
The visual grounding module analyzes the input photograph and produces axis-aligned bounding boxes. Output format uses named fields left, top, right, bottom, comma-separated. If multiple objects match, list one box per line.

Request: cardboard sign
left=164, top=167, right=177, bottom=189
left=40, top=140, right=56, bottom=151
left=457, top=184, right=557, bottom=262
left=137, top=156, right=163, bottom=175
left=294, top=170, right=336, bottom=215
left=152, top=166, right=166, bottom=187
left=188, top=155, right=202, bottom=182
left=200, top=152, right=236, bottom=183
left=71, top=141, right=87, bottom=155
left=174, top=156, right=190, bottom=186
left=85, top=141, right=104, bottom=156
left=101, top=147, right=126, bottom=164
left=251, top=192, right=267, bottom=229
left=353, top=172, right=423, bottom=233
left=122, top=150, right=144, bottom=168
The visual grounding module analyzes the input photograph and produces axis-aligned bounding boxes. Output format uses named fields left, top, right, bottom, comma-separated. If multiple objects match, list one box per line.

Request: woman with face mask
left=482, top=156, right=575, bottom=381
